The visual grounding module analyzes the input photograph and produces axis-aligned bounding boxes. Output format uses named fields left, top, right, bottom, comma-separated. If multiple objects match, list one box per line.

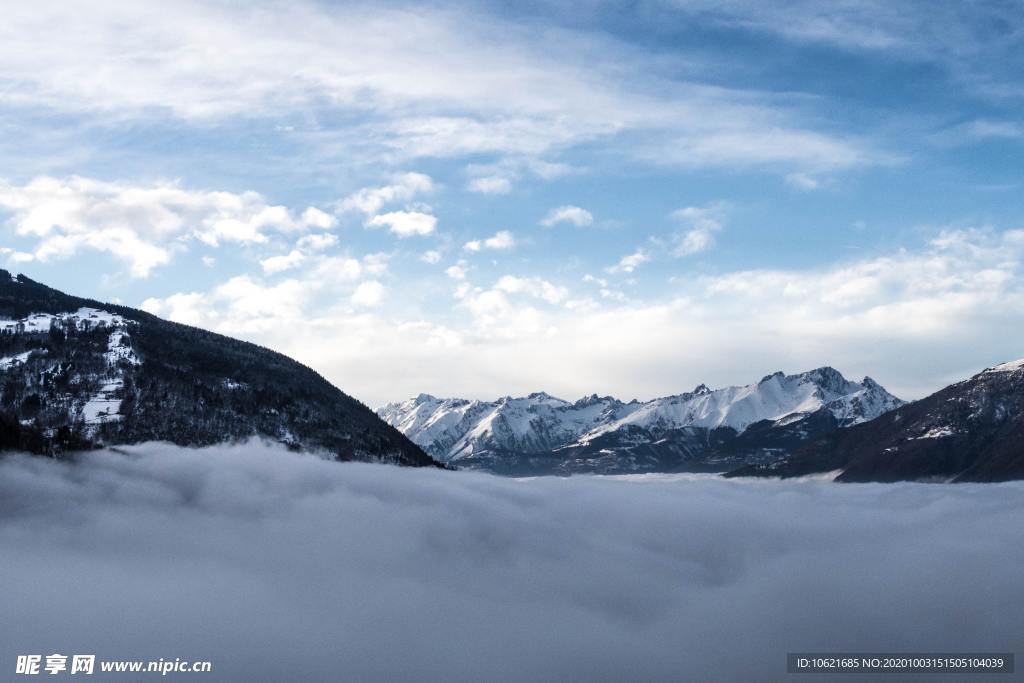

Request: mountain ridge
left=379, top=367, right=904, bottom=474
left=0, top=270, right=438, bottom=467
left=727, top=358, right=1024, bottom=482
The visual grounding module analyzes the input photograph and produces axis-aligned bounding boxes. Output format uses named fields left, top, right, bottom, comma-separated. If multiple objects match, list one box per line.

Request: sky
left=1, top=441, right=1022, bottom=680
left=1, top=0, right=1023, bottom=405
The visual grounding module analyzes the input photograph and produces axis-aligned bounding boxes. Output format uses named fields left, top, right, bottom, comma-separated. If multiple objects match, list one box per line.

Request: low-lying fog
left=2, top=442, right=1021, bottom=681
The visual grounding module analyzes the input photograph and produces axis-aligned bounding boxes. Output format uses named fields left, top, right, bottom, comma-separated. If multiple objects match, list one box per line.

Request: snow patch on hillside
left=0, top=349, right=44, bottom=369
left=0, top=307, right=141, bottom=434
left=912, top=426, right=956, bottom=440
left=81, top=380, right=124, bottom=425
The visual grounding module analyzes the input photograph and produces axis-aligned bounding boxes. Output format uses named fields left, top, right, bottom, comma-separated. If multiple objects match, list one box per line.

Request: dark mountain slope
left=0, top=271, right=437, bottom=466
left=727, top=360, right=1024, bottom=482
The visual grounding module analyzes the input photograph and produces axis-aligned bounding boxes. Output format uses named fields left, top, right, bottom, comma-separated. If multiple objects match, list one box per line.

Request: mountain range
left=728, top=359, right=1024, bottom=482
left=1, top=270, right=1019, bottom=483
left=378, top=368, right=905, bottom=475
left=0, top=271, right=436, bottom=467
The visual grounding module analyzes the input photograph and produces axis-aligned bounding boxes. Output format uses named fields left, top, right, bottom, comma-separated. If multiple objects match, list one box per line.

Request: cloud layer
left=0, top=1, right=890, bottom=174
left=139, top=228, right=1024, bottom=405
left=1, top=442, right=1021, bottom=681
left=0, top=176, right=334, bottom=277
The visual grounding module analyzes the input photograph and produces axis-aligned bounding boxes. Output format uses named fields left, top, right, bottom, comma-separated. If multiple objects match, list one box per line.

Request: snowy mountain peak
left=752, top=358, right=1024, bottom=482
left=794, top=366, right=854, bottom=393
left=574, top=393, right=615, bottom=407
left=982, top=358, right=1024, bottom=375
left=379, top=367, right=904, bottom=464
left=525, top=391, right=568, bottom=406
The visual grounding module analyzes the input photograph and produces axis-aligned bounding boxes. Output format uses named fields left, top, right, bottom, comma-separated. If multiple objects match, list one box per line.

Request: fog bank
left=1, top=442, right=1021, bottom=681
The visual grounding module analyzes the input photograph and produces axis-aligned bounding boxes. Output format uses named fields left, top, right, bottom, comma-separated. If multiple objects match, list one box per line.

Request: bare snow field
left=1, top=441, right=1021, bottom=681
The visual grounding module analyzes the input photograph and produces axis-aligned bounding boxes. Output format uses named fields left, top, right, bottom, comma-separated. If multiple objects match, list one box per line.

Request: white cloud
left=445, top=263, right=468, bottom=280
left=675, top=231, right=714, bottom=256
left=464, top=159, right=573, bottom=196
left=541, top=205, right=593, bottom=227
left=142, top=254, right=366, bottom=335
left=351, top=280, right=386, bottom=307
left=607, top=248, right=650, bottom=274
left=300, top=206, right=337, bottom=229
left=527, top=159, right=574, bottom=180
left=297, top=233, right=338, bottom=251
left=0, top=2, right=897, bottom=178
left=672, top=203, right=726, bottom=257
left=4, top=443, right=1021, bottom=681
left=464, top=230, right=515, bottom=252
left=365, top=211, right=437, bottom=237
left=260, top=249, right=306, bottom=275
left=963, top=119, right=1024, bottom=139
left=494, top=275, right=567, bottom=304
left=8, top=251, right=34, bottom=264
left=484, top=230, right=516, bottom=250
left=421, top=250, right=442, bottom=264
left=361, top=252, right=389, bottom=276
left=338, top=173, right=433, bottom=215
left=650, top=127, right=894, bottom=172
left=453, top=286, right=540, bottom=334
left=659, top=1, right=912, bottom=52
left=466, top=176, right=512, bottom=194
left=931, top=119, right=1024, bottom=148
left=141, top=291, right=217, bottom=328
left=446, top=275, right=569, bottom=339
left=366, top=115, right=614, bottom=160
left=657, top=0, right=1024, bottom=100
left=0, top=175, right=332, bottom=277
left=201, top=255, right=216, bottom=267
left=583, top=273, right=626, bottom=302
left=138, top=229, right=1024, bottom=406
left=786, top=172, right=820, bottom=190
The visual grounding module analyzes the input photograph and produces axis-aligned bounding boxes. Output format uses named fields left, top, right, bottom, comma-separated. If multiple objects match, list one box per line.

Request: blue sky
left=1, top=0, right=1023, bottom=405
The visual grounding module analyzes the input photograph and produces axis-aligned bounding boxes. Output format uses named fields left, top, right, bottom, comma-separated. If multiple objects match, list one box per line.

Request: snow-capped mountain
left=733, top=359, right=1024, bottom=482
left=379, top=391, right=622, bottom=462
left=0, top=271, right=436, bottom=467
left=378, top=367, right=904, bottom=474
